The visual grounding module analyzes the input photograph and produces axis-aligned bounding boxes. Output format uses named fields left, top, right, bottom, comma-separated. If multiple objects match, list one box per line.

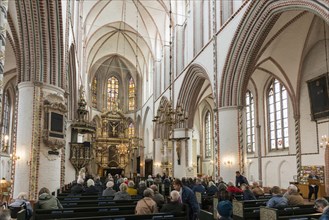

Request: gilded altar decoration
left=42, top=93, right=67, bottom=151
left=94, top=104, right=130, bottom=170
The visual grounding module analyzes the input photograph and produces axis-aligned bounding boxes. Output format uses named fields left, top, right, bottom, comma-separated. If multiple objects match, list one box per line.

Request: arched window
left=1, top=91, right=10, bottom=153
left=128, top=122, right=134, bottom=138
left=268, top=79, right=289, bottom=150
left=107, top=76, right=119, bottom=110
left=128, top=77, right=135, bottom=111
left=91, top=77, right=97, bottom=108
left=205, top=111, right=211, bottom=158
left=245, top=91, right=255, bottom=153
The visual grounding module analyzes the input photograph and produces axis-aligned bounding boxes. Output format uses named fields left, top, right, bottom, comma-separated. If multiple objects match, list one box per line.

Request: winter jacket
left=135, top=197, right=158, bottom=215
left=113, top=191, right=131, bottom=200
left=37, top=193, right=63, bottom=209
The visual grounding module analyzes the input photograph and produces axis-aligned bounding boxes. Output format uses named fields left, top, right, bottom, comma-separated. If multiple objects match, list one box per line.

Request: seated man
left=150, top=184, right=164, bottom=208
left=314, top=198, right=329, bottom=220
left=266, top=186, right=288, bottom=208
left=284, top=184, right=304, bottom=206
left=160, top=190, right=184, bottom=213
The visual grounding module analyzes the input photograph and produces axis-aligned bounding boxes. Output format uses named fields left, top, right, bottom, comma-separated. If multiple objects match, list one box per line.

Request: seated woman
left=113, top=183, right=131, bottom=200
left=9, top=192, right=33, bottom=219
left=135, top=188, right=158, bottom=215
left=102, top=181, right=116, bottom=196
left=226, top=181, right=242, bottom=194
left=36, top=187, right=63, bottom=209
left=127, top=181, right=137, bottom=196
left=160, top=190, right=184, bottom=214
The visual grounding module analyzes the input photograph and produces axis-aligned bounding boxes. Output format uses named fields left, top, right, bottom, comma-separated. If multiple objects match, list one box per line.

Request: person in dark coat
left=173, top=178, right=200, bottom=220
left=71, top=177, right=85, bottom=194
left=207, top=181, right=219, bottom=196
left=235, top=171, right=249, bottom=187
left=241, top=184, right=256, bottom=200
left=192, top=178, right=206, bottom=195
left=85, top=179, right=99, bottom=194
left=160, top=190, right=184, bottom=214
left=308, top=171, right=320, bottom=201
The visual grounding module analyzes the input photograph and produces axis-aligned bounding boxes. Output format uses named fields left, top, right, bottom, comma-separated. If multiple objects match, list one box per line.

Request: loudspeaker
left=307, top=73, right=329, bottom=120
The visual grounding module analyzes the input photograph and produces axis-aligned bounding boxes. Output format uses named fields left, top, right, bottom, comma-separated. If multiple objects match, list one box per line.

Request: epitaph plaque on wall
left=307, top=73, right=329, bottom=120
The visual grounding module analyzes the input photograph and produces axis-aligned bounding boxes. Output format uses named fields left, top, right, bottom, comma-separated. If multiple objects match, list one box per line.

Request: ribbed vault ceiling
left=83, top=0, right=176, bottom=79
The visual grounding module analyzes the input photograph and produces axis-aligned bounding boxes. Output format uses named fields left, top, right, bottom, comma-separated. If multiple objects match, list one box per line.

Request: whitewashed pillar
left=218, top=106, right=240, bottom=182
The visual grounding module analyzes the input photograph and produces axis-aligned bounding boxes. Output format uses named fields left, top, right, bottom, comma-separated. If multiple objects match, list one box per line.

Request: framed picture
left=307, top=73, right=329, bottom=120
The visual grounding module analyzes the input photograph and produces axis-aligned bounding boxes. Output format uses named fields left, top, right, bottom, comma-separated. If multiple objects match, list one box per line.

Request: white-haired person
left=102, top=181, right=115, bottom=196
left=113, top=183, right=131, bottom=200
left=160, top=190, right=184, bottom=214
left=150, top=184, right=164, bottom=208
left=284, top=184, right=304, bottom=206
left=135, top=188, right=158, bottom=215
left=9, top=192, right=33, bottom=219
left=127, top=181, right=137, bottom=196
left=71, top=177, right=85, bottom=194
left=146, top=175, right=154, bottom=187
left=137, top=180, right=147, bottom=196
left=85, top=179, right=99, bottom=194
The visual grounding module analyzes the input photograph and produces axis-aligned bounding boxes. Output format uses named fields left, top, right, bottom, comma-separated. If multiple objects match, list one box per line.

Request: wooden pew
left=58, top=212, right=188, bottom=220
left=259, top=205, right=322, bottom=220
left=33, top=205, right=136, bottom=220
left=233, top=199, right=269, bottom=220
left=60, top=199, right=138, bottom=208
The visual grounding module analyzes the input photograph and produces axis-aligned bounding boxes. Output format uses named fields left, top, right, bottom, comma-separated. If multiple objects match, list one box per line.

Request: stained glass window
left=205, top=111, right=211, bottom=158
left=107, top=76, right=119, bottom=110
left=92, top=77, right=97, bottom=108
left=128, top=122, right=134, bottom=138
left=128, top=77, right=135, bottom=111
left=268, top=79, right=289, bottom=150
left=1, top=91, right=10, bottom=153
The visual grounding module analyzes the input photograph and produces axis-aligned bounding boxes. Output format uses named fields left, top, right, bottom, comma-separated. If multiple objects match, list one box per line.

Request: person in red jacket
left=226, top=181, right=243, bottom=193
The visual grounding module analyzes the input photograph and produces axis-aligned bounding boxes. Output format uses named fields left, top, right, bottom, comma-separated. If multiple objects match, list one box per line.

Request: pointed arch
left=177, top=64, right=213, bottom=128
left=220, top=0, right=329, bottom=108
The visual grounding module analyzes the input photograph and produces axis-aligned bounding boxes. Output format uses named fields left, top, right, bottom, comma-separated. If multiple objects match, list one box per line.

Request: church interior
left=0, top=0, right=328, bottom=202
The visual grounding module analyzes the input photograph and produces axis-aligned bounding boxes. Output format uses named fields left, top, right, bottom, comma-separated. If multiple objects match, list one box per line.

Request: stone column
left=218, top=106, right=240, bottom=181
left=14, top=82, right=67, bottom=199
left=14, top=82, right=35, bottom=198
left=325, top=147, right=329, bottom=195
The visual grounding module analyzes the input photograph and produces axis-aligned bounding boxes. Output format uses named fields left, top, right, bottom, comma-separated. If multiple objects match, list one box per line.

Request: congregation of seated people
left=2, top=169, right=329, bottom=220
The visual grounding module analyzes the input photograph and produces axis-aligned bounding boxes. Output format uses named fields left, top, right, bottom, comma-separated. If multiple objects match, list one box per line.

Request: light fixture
left=320, top=135, right=329, bottom=148
left=320, top=21, right=329, bottom=148
left=223, top=160, right=233, bottom=166
left=10, top=153, right=20, bottom=161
